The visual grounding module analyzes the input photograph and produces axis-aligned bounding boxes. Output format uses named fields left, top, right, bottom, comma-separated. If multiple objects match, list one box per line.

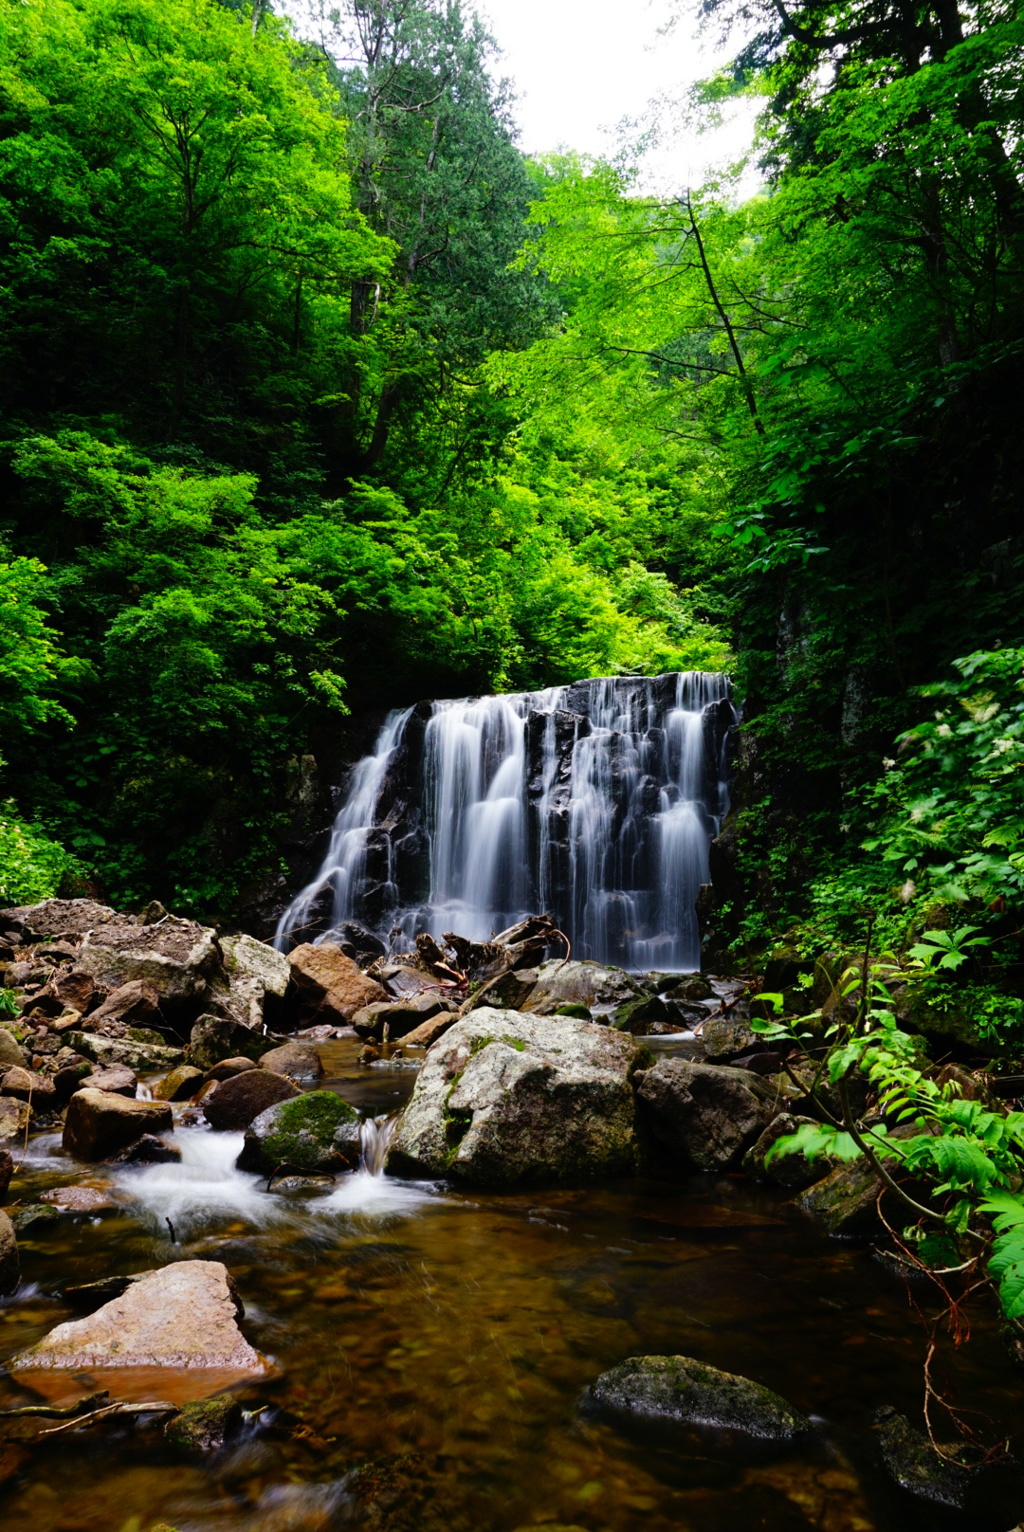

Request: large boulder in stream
left=237, top=1090, right=362, bottom=1175
left=203, top=933, right=290, bottom=1029
left=586, top=1355, right=809, bottom=1442
left=202, top=1067, right=298, bottom=1131
left=288, top=942, right=387, bottom=1023
left=62, top=1087, right=173, bottom=1162
left=634, top=1058, right=777, bottom=1171
left=9, top=1260, right=272, bottom=1401
left=385, top=1007, right=646, bottom=1188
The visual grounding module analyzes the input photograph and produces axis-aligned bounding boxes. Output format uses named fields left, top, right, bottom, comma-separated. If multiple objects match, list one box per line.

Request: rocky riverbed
left=0, top=901, right=1022, bottom=1530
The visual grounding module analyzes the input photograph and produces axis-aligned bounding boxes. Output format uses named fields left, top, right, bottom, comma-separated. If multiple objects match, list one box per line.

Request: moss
left=552, top=1003, right=591, bottom=1020
left=257, top=1090, right=358, bottom=1172
left=501, top=1035, right=527, bottom=1051
left=469, top=1035, right=494, bottom=1056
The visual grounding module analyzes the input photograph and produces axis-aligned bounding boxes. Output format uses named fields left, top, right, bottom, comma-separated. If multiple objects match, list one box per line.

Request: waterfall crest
left=276, top=671, right=735, bottom=972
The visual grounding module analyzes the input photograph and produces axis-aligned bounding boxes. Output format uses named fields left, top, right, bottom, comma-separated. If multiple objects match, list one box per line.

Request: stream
left=1, top=1036, right=1022, bottom=1531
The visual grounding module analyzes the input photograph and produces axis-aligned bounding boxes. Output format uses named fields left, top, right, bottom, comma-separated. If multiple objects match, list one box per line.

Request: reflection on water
left=1, top=1037, right=1022, bottom=1532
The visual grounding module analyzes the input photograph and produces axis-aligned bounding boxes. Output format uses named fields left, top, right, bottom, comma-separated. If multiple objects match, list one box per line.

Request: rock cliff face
left=385, top=1007, right=647, bottom=1188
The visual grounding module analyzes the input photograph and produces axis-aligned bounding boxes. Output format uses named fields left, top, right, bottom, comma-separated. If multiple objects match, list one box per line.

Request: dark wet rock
left=742, top=1114, right=834, bottom=1191
left=237, top=1090, right=361, bottom=1174
left=0, top=1097, right=31, bottom=1142
left=0, top=1029, right=27, bottom=1071
left=202, top=1067, right=299, bottom=1131
left=63, top=1087, right=173, bottom=1162
left=188, top=1014, right=266, bottom=1071
left=39, top=1185, right=115, bottom=1214
left=153, top=1064, right=204, bottom=1101
left=511, top=958, right=645, bottom=1017
left=288, top=942, right=387, bottom=1023
left=0, top=1208, right=18, bottom=1294
left=586, top=1355, right=809, bottom=1441
left=875, top=1407, right=970, bottom=1507
left=386, top=1007, right=645, bottom=1188
left=634, top=1058, right=777, bottom=1171
left=259, top=1040, right=324, bottom=1083
left=85, top=980, right=163, bottom=1034
left=611, top=994, right=677, bottom=1034
left=700, top=1016, right=763, bottom=1061
left=1, top=1065, right=57, bottom=1108
left=0, top=1148, right=12, bottom=1201
left=795, top=1157, right=883, bottom=1236
left=662, top=975, right=714, bottom=1003
left=79, top=1064, right=137, bottom=1099
left=343, top=1453, right=441, bottom=1532
left=165, top=1394, right=241, bottom=1454
left=399, top=1011, right=457, bottom=1049
left=12, top=1203, right=59, bottom=1232
left=77, top=915, right=220, bottom=1006
left=111, top=1133, right=181, bottom=1166
left=68, top=1031, right=183, bottom=1073
left=270, top=1173, right=337, bottom=1194
left=203, top=933, right=290, bottom=1029
left=352, top=992, right=451, bottom=1041
left=203, top=1056, right=258, bottom=1083
left=0, top=898, right=119, bottom=941
left=9, top=1260, right=272, bottom=1386
left=53, top=1061, right=92, bottom=1102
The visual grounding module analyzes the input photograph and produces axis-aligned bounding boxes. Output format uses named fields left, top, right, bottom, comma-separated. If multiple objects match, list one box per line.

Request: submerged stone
left=875, top=1407, right=970, bottom=1507
left=586, top=1355, right=809, bottom=1441
left=237, top=1089, right=361, bottom=1175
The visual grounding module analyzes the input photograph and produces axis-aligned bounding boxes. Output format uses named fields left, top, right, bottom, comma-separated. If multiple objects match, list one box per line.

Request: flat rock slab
left=63, top=1088, right=173, bottom=1162
left=386, top=1007, right=645, bottom=1188
left=10, top=1259, right=272, bottom=1406
left=68, top=1031, right=183, bottom=1073
left=39, top=1185, right=117, bottom=1213
left=587, top=1355, right=809, bottom=1441
left=77, top=917, right=219, bottom=1003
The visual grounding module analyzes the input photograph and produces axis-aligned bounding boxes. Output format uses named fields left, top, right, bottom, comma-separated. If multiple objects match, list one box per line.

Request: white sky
left=478, top=0, right=760, bottom=192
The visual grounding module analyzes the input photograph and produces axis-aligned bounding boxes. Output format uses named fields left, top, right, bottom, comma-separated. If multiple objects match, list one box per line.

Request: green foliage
left=0, top=801, right=81, bottom=905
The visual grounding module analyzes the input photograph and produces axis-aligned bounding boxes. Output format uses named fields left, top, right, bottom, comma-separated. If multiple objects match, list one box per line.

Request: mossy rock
left=237, top=1089, right=360, bottom=1175
left=552, top=1003, right=592, bottom=1020
left=164, top=1395, right=239, bottom=1454
left=586, top=1354, right=809, bottom=1441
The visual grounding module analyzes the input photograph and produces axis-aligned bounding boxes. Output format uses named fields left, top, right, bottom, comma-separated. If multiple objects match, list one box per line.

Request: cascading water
left=276, top=671, right=736, bottom=971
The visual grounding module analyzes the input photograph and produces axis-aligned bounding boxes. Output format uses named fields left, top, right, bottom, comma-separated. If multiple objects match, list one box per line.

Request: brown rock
left=62, top=1088, right=173, bottom=1162
left=202, top=1069, right=298, bottom=1132
left=111, top=1134, right=181, bottom=1166
left=153, top=1065, right=204, bottom=1102
left=0, top=1098, right=31, bottom=1142
left=50, top=969, right=102, bottom=1014
left=0, top=899, right=119, bottom=941
left=352, top=992, right=451, bottom=1040
left=2, top=1066, right=57, bottom=1107
left=0, top=1029, right=27, bottom=1071
left=39, top=1186, right=115, bottom=1213
left=188, top=1014, right=265, bottom=1070
left=77, top=916, right=220, bottom=1006
left=53, top=1061, right=92, bottom=1101
left=0, top=1208, right=19, bottom=1295
left=288, top=942, right=386, bottom=1023
left=399, top=1011, right=457, bottom=1049
left=8, top=1260, right=272, bottom=1398
left=259, top=1041, right=323, bottom=1083
left=80, top=1064, right=137, bottom=1098
left=85, top=980, right=163, bottom=1035
left=0, top=1148, right=12, bottom=1200
left=203, top=1057, right=257, bottom=1083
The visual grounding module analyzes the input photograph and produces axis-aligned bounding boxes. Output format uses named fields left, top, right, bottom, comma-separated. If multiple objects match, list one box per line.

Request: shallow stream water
left=1, top=1038, right=1022, bottom=1532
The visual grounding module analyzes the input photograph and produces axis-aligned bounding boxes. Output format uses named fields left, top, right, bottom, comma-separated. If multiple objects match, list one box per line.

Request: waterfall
left=276, top=672, right=735, bottom=972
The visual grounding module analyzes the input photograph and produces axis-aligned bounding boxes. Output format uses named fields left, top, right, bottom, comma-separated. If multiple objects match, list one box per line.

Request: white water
left=276, top=671, right=735, bottom=971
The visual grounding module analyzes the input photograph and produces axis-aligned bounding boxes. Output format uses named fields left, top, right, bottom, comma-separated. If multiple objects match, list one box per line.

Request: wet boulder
left=203, top=933, right=290, bottom=1029
left=112, top=1134, right=181, bottom=1166
left=76, top=915, right=220, bottom=1007
left=203, top=1056, right=257, bottom=1082
left=237, top=1090, right=361, bottom=1175
left=634, top=1058, right=777, bottom=1171
left=38, top=1185, right=115, bottom=1214
left=386, top=1007, right=645, bottom=1188
left=188, top=1014, right=266, bottom=1071
left=288, top=942, right=387, bottom=1023
left=586, top=1355, right=809, bottom=1442
left=2, top=1066, right=57, bottom=1109
left=259, top=1040, right=324, bottom=1083
left=153, top=1064, right=204, bottom=1101
left=202, top=1067, right=298, bottom=1131
left=0, top=1208, right=19, bottom=1294
left=165, top=1394, right=241, bottom=1455
left=8, top=1260, right=272, bottom=1396
left=700, top=1015, right=763, bottom=1062
left=794, top=1157, right=884, bottom=1236
left=489, top=958, right=646, bottom=1018
left=875, top=1407, right=970, bottom=1507
left=742, top=1114, right=835, bottom=1192
left=62, top=1087, right=173, bottom=1162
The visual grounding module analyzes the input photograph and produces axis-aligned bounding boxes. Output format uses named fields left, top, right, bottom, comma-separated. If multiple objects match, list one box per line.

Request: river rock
left=288, top=942, right=387, bottom=1023
left=68, top=1031, right=183, bottom=1072
left=401, top=1011, right=458, bottom=1048
left=204, top=1056, right=257, bottom=1082
left=2, top=1065, right=57, bottom=1108
left=50, top=968, right=102, bottom=1014
left=586, top=1355, right=809, bottom=1441
left=63, top=1087, right=173, bottom=1162
left=0, top=1028, right=27, bottom=1070
left=12, top=1203, right=60, bottom=1233
left=634, top=1058, right=777, bottom=1171
left=385, top=1007, right=645, bottom=1187
left=0, top=898, right=119, bottom=941
left=875, top=1407, right=970, bottom=1507
left=0, top=1148, right=12, bottom=1200
left=188, top=1014, right=265, bottom=1070
left=0, top=1209, right=19, bottom=1294
left=39, top=1185, right=115, bottom=1214
left=153, top=1064, right=204, bottom=1101
left=85, top=980, right=163, bottom=1033
left=77, top=916, right=220, bottom=1006
left=204, top=933, right=290, bottom=1029
left=112, top=1134, right=182, bottom=1166
left=8, top=1260, right=271, bottom=1390
left=0, top=1097, right=31, bottom=1142
left=700, top=1015, right=763, bottom=1061
left=80, top=1064, right=137, bottom=1098
left=352, top=992, right=451, bottom=1041
left=663, top=976, right=714, bottom=1003
left=794, top=1157, right=884, bottom=1236
left=742, top=1114, right=834, bottom=1191
left=259, top=1041, right=324, bottom=1083
left=165, top=1394, right=240, bottom=1454
left=501, top=959, right=646, bottom=1017
left=237, top=1090, right=361, bottom=1174
left=202, top=1067, right=298, bottom=1131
